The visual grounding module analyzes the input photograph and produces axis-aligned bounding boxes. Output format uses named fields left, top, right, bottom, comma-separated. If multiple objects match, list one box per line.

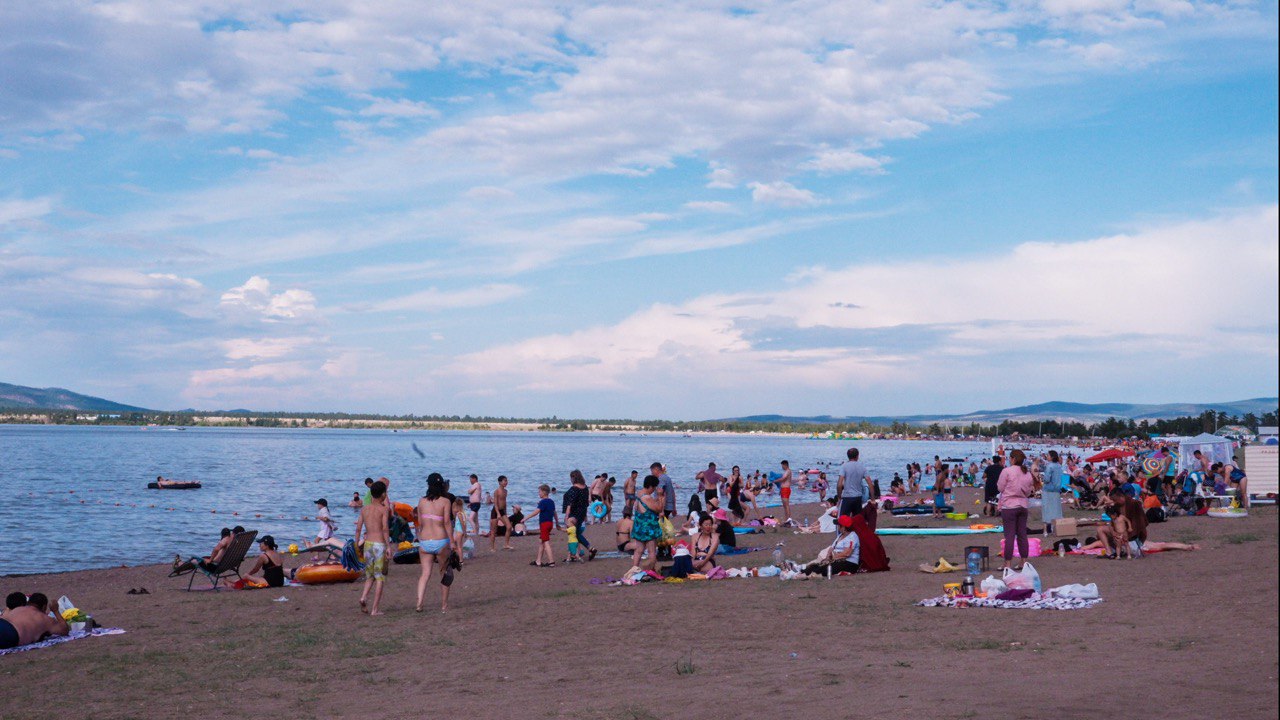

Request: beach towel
left=0, top=628, right=126, bottom=657
left=917, top=595, right=1101, bottom=610
left=718, top=545, right=763, bottom=556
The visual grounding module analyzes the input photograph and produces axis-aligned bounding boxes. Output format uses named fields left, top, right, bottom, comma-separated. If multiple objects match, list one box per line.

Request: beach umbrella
left=1086, top=448, right=1134, bottom=463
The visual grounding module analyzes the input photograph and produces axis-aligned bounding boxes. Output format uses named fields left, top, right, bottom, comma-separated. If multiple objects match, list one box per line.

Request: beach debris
left=274, top=596, right=289, bottom=602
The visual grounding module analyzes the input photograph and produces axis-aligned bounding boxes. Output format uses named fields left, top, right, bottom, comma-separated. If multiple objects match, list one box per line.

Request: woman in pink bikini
left=415, top=474, right=456, bottom=613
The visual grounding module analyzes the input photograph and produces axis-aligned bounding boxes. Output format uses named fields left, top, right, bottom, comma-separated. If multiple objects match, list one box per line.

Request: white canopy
left=1177, top=433, right=1236, bottom=473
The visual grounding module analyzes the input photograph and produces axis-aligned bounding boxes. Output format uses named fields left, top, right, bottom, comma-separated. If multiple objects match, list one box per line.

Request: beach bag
left=658, top=516, right=678, bottom=546
left=1002, top=562, right=1041, bottom=592
left=979, top=575, right=1006, bottom=597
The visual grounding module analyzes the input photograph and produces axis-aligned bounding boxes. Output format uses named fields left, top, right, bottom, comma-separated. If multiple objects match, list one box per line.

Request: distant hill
left=728, top=398, right=1279, bottom=425
left=0, top=382, right=148, bottom=412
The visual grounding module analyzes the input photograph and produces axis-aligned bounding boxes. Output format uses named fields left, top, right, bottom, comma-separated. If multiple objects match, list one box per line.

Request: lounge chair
left=184, top=530, right=258, bottom=591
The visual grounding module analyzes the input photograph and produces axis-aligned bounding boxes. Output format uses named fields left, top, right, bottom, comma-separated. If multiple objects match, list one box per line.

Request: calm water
left=0, top=425, right=990, bottom=575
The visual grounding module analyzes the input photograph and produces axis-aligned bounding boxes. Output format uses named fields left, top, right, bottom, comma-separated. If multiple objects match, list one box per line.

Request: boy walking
left=531, top=484, right=558, bottom=568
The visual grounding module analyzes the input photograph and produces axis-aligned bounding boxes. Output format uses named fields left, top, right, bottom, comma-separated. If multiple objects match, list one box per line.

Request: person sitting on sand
left=0, top=592, right=69, bottom=649
left=1097, top=490, right=1148, bottom=559
left=712, top=508, right=738, bottom=549
left=795, top=505, right=839, bottom=534
left=615, top=511, right=637, bottom=553
left=801, top=515, right=859, bottom=576
left=241, top=535, right=286, bottom=588
left=691, top=513, right=720, bottom=573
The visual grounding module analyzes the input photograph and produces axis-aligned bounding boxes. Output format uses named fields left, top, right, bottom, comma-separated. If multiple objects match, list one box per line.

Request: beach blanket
left=877, top=527, right=1002, bottom=536
left=718, top=545, right=764, bottom=556
left=0, top=628, right=126, bottom=657
left=917, top=595, right=1101, bottom=610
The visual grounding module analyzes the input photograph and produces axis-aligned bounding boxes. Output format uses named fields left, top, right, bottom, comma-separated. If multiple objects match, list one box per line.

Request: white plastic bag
left=980, top=575, right=1006, bottom=597
left=1047, top=583, right=1098, bottom=599
left=1002, top=562, right=1041, bottom=592
left=57, top=595, right=75, bottom=617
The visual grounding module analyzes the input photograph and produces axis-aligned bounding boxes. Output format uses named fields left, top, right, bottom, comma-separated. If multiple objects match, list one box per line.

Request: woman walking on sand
left=997, top=449, right=1037, bottom=571
left=630, top=475, right=664, bottom=570
left=1040, top=450, right=1065, bottom=530
left=415, top=474, right=456, bottom=613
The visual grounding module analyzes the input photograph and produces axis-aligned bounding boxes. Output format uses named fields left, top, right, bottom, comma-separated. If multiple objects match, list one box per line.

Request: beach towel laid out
left=717, top=545, right=763, bottom=555
left=916, top=594, right=1101, bottom=610
left=0, top=628, right=126, bottom=657
left=877, top=527, right=1002, bottom=536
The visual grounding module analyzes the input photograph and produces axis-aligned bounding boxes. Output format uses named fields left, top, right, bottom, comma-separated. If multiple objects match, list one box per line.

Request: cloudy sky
left=1, top=1, right=1277, bottom=418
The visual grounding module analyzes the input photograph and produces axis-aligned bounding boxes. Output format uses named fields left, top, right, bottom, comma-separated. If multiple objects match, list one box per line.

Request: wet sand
left=3, top=490, right=1277, bottom=720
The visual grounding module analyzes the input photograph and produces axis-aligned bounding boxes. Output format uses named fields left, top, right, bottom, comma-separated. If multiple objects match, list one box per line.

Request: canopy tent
left=1177, top=433, right=1236, bottom=473
left=1086, top=448, right=1135, bottom=463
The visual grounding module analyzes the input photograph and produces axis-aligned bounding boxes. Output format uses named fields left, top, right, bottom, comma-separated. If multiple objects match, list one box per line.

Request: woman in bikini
left=415, top=473, right=456, bottom=613
left=614, top=511, right=637, bottom=553
left=691, top=513, right=720, bottom=573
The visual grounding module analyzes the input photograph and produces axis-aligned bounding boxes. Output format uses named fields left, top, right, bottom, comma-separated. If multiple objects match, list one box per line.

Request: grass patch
left=1164, top=638, right=1197, bottom=651
left=1174, top=529, right=1202, bottom=543
left=893, top=660, right=913, bottom=668
left=592, top=707, right=662, bottom=720
left=336, top=637, right=405, bottom=659
left=1225, top=533, right=1259, bottom=545
left=674, top=650, right=697, bottom=676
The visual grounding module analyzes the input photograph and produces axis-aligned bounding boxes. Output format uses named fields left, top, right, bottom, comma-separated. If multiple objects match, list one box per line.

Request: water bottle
left=772, top=545, right=784, bottom=567
left=803, top=515, right=810, bottom=529
left=966, top=549, right=981, bottom=576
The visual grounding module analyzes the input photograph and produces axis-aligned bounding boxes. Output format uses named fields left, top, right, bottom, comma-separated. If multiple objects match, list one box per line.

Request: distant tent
left=1177, top=433, right=1236, bottom=473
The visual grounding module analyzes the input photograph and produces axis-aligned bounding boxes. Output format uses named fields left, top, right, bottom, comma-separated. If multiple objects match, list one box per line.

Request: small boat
left=147, top=480, right=203, bottom=490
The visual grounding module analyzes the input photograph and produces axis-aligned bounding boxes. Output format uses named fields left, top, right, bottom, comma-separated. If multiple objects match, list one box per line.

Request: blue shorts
left=934, top=494, right=946, bottom=508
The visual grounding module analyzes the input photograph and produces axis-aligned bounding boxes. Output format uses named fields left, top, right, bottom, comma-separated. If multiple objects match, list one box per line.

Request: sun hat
left=712, top=509, right=729, bottom=521
left=837, top=515, right=854, bottom=528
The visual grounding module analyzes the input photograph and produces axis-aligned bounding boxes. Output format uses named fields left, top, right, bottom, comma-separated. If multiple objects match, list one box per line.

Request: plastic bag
left=57, top=595, right=75, bottom=617
left=658, top=516, right=678, bottom=546
left=1047, top=583, right=1098, bottom=599
left=979, top=575, right=1006, bottom=597
left=1002, top=562, right=1041, bottom=592
left=757, top=565, right=781, bottom=577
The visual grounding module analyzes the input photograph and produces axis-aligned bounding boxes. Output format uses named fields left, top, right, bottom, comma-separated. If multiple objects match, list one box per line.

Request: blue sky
left=1, top=0, right=1277, bottom=418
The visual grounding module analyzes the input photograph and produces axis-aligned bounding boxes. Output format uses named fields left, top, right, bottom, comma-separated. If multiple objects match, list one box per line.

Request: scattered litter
left=273, top=596, right=289, bottom=602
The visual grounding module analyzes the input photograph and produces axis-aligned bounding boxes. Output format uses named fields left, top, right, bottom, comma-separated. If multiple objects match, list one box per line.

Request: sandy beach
left=3, top=490, right=1277, bottom=720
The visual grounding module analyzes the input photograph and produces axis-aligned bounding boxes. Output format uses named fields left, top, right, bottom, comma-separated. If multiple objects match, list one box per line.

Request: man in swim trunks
left=778, top=460, right=794, bottom=525
left=489, top=476, right=514, bottom=551
left=697, top=462, right=723, bottom=504
left=623, top=470, right=638, bottom=516
left=355, top=480, right=391, bottom=616
left=467, top=474, right=483, bottom=535
left=0, top=592, right=69, bottom=649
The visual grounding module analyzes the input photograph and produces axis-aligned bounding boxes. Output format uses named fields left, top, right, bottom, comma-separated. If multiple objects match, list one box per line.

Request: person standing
left=467, top=474, right=483, bottom=538
left=698, top=462, right=723, bottom=504
left=489, top=476, right=514, bottom=552
left=652, top=462, right=676, bottom=518
left=835, top=448, right=871, bottom=518
left=355, top=480, right=391, bottom=616
left=997, top=449, right=1036, bottom=571
left=982, top=454, right=1003, bottom=517
left=623, top=470, right=638, bottom=517
left=531, top=484, right=558, bottom=567
left=630, top=475, right=664, bottom=570
left=415, top=474, right=455, bottom=613
left=727, top=465, right=746, bottom=519
left=778, top=460, right=794, bottom=525
left=563, top=470, right=596, bottom=560
left=1040, top=450, right=1065, bottom=529
left=313, top=498, right=337, bottom=547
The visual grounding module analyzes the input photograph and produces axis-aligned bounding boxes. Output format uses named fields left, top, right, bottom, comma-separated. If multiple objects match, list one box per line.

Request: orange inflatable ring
left=294, top=563, right=361, bottom=585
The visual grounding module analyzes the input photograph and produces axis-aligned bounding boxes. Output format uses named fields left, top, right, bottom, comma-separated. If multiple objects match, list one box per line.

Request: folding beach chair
left=186, top=530, right=258, bottom=591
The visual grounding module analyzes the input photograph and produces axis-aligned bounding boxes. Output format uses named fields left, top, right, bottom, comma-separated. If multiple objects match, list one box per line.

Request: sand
left=2, top=490, right=1277, bottom=720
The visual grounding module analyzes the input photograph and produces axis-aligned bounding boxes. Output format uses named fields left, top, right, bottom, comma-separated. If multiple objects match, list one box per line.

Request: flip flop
left=529, top=561, right=542, bottom=567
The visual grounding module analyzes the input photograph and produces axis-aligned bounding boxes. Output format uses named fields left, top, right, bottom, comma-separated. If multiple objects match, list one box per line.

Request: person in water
left=415, top=473, right=456, bottom=613
left=241, top=536, right=286, bottom=588
left=0, top=592, right=69, bottom=650
left=355, top=481, right=391, bottom=616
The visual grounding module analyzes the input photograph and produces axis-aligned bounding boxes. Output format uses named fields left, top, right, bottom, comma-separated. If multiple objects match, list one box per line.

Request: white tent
left=1177, top=433, right=1236, bottom=473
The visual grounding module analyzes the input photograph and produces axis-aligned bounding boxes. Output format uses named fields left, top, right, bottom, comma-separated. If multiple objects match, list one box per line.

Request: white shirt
left=830, top=530, right=860, bottom=564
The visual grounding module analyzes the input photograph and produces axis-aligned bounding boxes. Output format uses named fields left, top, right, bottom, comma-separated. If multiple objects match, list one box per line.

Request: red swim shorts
left=539, top=520, right=552, bottom=542
left=780, top=487, right=792, bottom=500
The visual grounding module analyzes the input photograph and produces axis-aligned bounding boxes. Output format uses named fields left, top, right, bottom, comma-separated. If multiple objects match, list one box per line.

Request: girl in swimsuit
left=692, top=514, right=720, bottom=573
left=416, top=473, right=455, bottom=613
left=615, top=513, right=636, bottom=553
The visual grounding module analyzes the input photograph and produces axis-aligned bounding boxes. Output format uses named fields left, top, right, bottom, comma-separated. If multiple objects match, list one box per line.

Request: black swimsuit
left=263, top=556, right=285, bottom=587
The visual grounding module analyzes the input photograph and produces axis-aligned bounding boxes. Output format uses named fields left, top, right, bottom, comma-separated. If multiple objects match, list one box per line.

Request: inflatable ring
left=294, top=563, right=360, bottom=585
left=589, top=500, right=607, bottom=519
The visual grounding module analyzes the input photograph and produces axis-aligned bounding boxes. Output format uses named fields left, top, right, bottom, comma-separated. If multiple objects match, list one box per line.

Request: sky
left=1, top=0, right=1277, bottom=419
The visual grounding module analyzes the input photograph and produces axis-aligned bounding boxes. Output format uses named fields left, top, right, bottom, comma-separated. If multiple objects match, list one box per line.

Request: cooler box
left=1052, top=518, right=1078, bottom=537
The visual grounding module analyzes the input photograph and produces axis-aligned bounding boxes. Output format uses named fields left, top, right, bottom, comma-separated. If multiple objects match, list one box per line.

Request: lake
left=0, top=425, right=991, bottom=574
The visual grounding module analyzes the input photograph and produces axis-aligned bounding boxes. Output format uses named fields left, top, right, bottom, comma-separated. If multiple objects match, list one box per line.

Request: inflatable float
left=876, top=526, right=1003, bottom=536
left=589, top=501, right=607, bottom=519
left=1207, top=508, right=1248, bottom=519
left=891, top=505, right=954, bottom=516
left=392, top=502, right=416, bottom=525
left=294, top=563, right=361, bottom=584
left=393, top=546, right=421, bottom=564
left=147, top=481, right=202, bottom=490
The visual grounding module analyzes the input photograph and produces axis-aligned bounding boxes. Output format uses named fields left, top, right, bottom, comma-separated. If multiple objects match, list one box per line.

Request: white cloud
left=440, top=205, right=1279, bottom=405
left=0, top=196, right=55, bottom=225
left=221, top=336, right=315, bottom=360
left=358, top=96, right=439, bottom=120
left=682, top=200, right=735, bottom=213
left=220, top=276, right=317, bottom=320
left=365, top=283, right=526, bottom=313
left=749, top=181, right=822, bottom=208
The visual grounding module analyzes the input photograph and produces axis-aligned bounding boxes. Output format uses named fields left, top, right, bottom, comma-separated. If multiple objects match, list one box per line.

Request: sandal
left=544, top=562, right=556, bottom=567
left=529, top=561, right=543, bottom=567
